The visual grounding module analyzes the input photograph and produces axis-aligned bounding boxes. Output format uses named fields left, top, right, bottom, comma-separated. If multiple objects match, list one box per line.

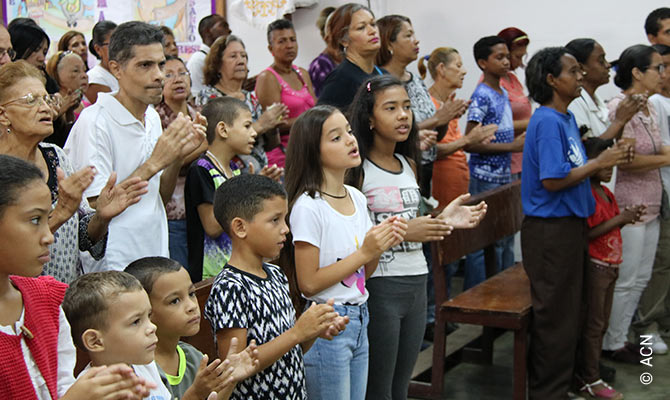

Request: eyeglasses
left=646, top=64, right=666, bottom=74
left=164, top=71, right=190, bottom=80
left=0, top=47, right=16, bottom=61
left=0, top=93, right=56, bottom=108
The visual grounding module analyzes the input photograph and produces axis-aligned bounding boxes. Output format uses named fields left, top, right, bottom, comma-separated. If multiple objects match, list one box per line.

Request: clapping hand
left=437, top=193, right=487, bottom=229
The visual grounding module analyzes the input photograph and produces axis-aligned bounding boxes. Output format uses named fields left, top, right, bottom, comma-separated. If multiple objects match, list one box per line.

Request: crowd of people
left=0, top=4, right=669, bottom=400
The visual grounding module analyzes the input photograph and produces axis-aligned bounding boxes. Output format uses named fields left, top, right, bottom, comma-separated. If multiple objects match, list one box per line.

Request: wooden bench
left=182, top=277, right=217, bottom=360
left=409, top=180, right=531, bottom=400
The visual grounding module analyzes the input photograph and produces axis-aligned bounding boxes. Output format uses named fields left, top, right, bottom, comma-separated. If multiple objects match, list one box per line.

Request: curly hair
left=203, top=34, right=243, bottom=87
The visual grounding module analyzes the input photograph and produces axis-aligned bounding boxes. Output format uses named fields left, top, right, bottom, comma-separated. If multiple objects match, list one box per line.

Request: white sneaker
left=650, top=333, right=668, bottom=355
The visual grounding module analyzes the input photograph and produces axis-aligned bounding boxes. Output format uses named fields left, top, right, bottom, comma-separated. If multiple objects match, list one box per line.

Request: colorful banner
left=2, top=0, right=216, bottom=61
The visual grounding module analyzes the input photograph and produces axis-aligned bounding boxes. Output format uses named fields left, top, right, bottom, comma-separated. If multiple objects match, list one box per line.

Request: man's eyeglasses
left=0, top=93, right=56, bottom=108
left=0, top=47, right=16, bottom=61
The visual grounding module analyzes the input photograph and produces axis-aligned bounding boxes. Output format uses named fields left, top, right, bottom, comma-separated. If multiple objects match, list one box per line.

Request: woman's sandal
left=580, top=379, right=624, bottom=400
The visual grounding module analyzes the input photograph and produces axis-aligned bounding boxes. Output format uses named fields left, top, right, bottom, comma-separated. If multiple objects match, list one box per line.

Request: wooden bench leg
left=513, top=326, right=528, bottom=400
left=430, top=318, right=446, bottom=398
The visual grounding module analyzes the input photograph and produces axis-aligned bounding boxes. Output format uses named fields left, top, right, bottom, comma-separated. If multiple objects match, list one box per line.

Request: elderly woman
left=8, top=22, right=59, bottom=94
left=57, top=30, right=89, bottom=70
left=45, top=51, right=90, bottom=147
left=155, top=55, right=206, bottom=269
left=316, top=3, right=384, bottom=110
left=86, top=21, right=118, bottom=103
left=0, top=61, right=146, bottom=283
left=197, top=34, right=286, bottom=177
left=256, top=19, right=316, bottom=168
left=309, top=6, right=342, bottom=97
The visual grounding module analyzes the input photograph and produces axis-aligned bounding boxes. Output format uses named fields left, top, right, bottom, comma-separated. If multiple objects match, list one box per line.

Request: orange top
left=431, top=96, right=470, bottom=207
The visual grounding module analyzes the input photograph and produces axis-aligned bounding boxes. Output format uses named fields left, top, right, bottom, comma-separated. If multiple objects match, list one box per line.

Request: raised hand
left=511, top=132, right=526, bottom=152
left=620, top=204, right=646, bottom=225
left=258, top=164, right=284, bottom=182
left=405, top=215, right=453, bottom=242
left=257, top=103, right=289, bottom=132
left=184, top=354, right=234, bottom=399
left=149, top=112, right=193, bottom=171
left=319, top=299, right=350, bottom=340
left=466, top=123, right=497, bottom=145
left=419, top=129, right=438, bottom=151
left=61, top=363, right=156, bottom=400
left=438, top=193, right=487, bottom=229
left=596, top=142, right=631, bottom=168
left=94, top=172, right=148, bottom=221
left=434, top=95, right=469, bottom=124
left=225, top=336, right=260, bottom=382
left=50, top=166, right=96, bottom=230
left=614, top=94, right=646, bottom=124
left=293, top=301, right=338, bottom=342
left=360, top=216, right=408, bottom=259
left=182, top=112, right=208, bottom=159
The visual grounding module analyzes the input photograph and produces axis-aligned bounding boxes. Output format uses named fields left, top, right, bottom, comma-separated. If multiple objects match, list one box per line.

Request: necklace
left=206, top=150, right=229, bottom=178
left=321, top=189, right=348, bottom=199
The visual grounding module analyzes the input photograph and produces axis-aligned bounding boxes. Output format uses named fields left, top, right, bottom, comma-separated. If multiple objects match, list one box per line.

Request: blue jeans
left=305, top=303, right=369, bottom=400
left=168, top=219, right=189, bottom=269
left=463, top=176, right=515, bottom=291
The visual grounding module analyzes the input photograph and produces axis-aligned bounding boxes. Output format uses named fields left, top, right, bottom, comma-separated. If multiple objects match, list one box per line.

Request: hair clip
left=424, top=55, right=430, bottom=61
left=366, top=82, right=371, bottom=92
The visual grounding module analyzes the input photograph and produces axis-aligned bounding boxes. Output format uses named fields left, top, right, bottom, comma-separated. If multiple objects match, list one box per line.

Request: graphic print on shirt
left=366, top=186, right=421, bottom=267
left=567, top=136, right=585, bottom=167
left=340, top=236, right=366, bottom=295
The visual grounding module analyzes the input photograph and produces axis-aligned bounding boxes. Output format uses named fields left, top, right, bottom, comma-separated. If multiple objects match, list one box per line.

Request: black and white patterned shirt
left=204, top=263, right=306, bottom=400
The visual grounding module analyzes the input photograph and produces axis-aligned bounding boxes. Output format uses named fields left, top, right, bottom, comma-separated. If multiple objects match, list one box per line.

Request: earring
left=389, top=49, right=394, bottom=56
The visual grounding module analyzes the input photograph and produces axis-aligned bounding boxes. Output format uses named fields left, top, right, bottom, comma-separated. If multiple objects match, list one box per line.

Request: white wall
left=229, top=0, right=667, bottom=103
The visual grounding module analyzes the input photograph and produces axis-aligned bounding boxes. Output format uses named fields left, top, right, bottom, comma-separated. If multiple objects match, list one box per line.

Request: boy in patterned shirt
left=204, top=174, right=347, bottom=400
left=462, top=35, right=526, bottom=290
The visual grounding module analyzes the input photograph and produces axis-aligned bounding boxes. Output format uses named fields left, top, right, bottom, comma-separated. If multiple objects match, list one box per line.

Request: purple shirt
left=309, top=52, right=337, bottom=98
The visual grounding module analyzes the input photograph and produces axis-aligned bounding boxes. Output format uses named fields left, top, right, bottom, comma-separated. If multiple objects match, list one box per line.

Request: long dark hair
left=281, top=105, right=340, bottom=316
left=345, top=74, right=420, bottom=188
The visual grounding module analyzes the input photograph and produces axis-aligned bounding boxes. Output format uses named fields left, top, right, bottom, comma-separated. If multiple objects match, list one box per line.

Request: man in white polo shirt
left=65, top=21, right=205, bottom=272
left=187, top=14, right=231, bottom=95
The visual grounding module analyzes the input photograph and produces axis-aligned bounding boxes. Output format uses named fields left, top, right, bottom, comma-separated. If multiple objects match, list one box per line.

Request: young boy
left=204, top=174, right=346, bottom=400
left=576, top=138, right=644, bottom=399
left=62, top=271, right=173, bottom=400
left=462, top=35, right=525, bottom=290
left=125, top=256, right=260, bottom=399
left=185, top=96, right=258, bottom=282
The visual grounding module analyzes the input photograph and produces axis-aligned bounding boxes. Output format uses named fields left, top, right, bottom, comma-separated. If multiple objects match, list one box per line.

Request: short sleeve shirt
left=467, top=83, right=515, bottom=183
left=63, top=92, right=169, bottom=271
left=587, top=185, right=622, bottom=264
left=185, top=155, right=240, bottom=280
left=156, top=342, right=203, bottom=399
left=204, top=263, right=306, bottom=400
left=290, top=186, right=373, bottom=304
left=521, top=106, right=595, bottom=218
left=405, top=72, right=438, bottom=165
left=87, top=64, right=119, bottom=93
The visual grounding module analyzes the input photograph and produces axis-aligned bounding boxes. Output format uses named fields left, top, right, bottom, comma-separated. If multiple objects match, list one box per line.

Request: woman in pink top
left=256, top=19, right=316, bottom=168
left=603, top=45, right=670, bottom=363
left=497, top=27, right=532, bottom=177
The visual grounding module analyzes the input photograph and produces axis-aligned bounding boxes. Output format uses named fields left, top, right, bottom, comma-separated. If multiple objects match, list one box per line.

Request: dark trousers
left=521, top=216, right=587, bottom=400
left=577, top=261, right=619, bottom=383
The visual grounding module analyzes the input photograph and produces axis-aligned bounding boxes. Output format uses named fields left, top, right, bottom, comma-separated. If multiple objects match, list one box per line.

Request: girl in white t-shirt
left=346, top=75, right=487, bottom=399
left=284, top=105, right=408, bottom=400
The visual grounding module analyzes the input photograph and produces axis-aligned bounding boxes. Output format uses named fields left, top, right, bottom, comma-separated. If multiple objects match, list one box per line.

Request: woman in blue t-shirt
left=520, top=47, right=631, bottom=400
